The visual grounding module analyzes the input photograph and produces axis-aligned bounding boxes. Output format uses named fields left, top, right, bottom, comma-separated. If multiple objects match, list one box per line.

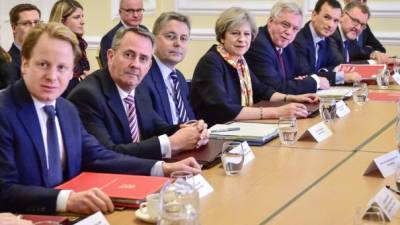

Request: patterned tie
left=316, top=40, right=325, bottom=71
left=275, top=49, right=287, bottom=79
left=124, top=95, right=140, bottom=142
left=343, top=40, right=349, bottom=63
left=43, top=105, right=62, bottom=187
left=170, top=71, right=189, bottom=123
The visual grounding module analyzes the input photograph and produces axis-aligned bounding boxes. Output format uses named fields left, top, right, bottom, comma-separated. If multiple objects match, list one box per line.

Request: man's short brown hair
left=9, top=4, right=41, bottom=26
left=22, top=22, right=82, bottom=65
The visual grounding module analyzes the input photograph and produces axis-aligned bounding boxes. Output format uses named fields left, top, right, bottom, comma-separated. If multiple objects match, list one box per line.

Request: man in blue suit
left=294, top=0, right=361, bottom=85
left=141, top=12, right=196, bottom=126
left=99, top=0, right=148, bottom=67
left=69, top=26, right=208, bottom=160
left=8, top=3, right=41, bottom=84
left=245, top=2, right=330, bottom=95
left=0, top=22, right=200, bottom=215
left=329, top=1, right=391, bottom=64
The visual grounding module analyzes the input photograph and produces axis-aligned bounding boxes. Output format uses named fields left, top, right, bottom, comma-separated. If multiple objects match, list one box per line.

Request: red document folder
left=337, top=64, right=386, bottom=79
left=368, top=92, right=400, bottom=102
left=56, top=172, right=169, bottom=208
left=22, top=214, right=69, bottom=225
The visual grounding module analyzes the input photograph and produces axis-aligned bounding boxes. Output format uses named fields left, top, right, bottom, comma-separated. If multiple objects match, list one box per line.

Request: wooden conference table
left=106, top=87, right=400, bottom=225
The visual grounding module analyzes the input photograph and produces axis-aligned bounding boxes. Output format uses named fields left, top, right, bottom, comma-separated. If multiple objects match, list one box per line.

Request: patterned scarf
left=73, top=35, right=90, bottom=78
left=216, top=44, right=253, bottom=106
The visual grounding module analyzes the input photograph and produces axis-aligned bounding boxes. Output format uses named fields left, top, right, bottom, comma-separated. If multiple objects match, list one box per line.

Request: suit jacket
left=293, top=21, right=343, bottom=85
left=7, top=43, right=21, bottom=84
left=0, top=58, right=18, bottom=89
left=329, top=28, right=369, bottom=64
left=191, top=45, right=275, bottom=126
left=141, top=58, right=196, bottom=125
left=245, top=26, right=317, bottom=95
left=358, top=24, right=386, bottom=54
left=0, top=80, right=157, bottom=213
left=68, top=68, right=179, bottom=159
left=99, top=22, right=148, bottom=67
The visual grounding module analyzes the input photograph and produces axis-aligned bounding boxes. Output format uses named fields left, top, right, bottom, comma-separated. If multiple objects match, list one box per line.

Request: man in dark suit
left=343, top=0, right=386, bottom=54
left=294, top=0, right=361, bottom=85
left=245, top=1, right=330, bottom=95
left=69, top=26, right=208, bottom=160
left=330, top=1, right=390, bottom=64
left=141, top=12, right=196, bottom=125
left=99, top=0, right=148, bottom=67
left=8, top=4, right=41, bottom=84
left=0, top=22, right=200, bottom=215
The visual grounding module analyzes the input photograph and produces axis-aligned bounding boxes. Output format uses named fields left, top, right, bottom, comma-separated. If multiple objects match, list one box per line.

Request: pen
left=211, top=127, right=240, bottom=133
left=385, top=185, right=400, bottom=196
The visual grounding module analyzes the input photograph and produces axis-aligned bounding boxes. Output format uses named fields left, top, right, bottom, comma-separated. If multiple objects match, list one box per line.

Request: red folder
left=368, top=92, right=400, bottom=102
left=22, top=214, right=69, bottom=225
left=56, top=172, right=169, bottom=208
left=337, top=64, right=386, bottom=79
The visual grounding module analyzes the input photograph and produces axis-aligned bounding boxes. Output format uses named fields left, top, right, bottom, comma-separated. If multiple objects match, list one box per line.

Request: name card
left=229, top=141, right=255, bottom=166
left=366, top=187, right=400, bottom=221
left=75, top=211, right=110, bottom=225
left=299, top=121, right=332, bottom=142
left=335, top=100, right=350, bottom=118
left=364, top=150, right=400, bottom=178
left=392, top=73, right=400, bottom=85
left=190, top=174, right=214, bottom=198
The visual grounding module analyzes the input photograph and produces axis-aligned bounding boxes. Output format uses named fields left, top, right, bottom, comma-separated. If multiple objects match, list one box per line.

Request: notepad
left=209, top=122, right=278, bottom=146
left=317, top=87, right=357, bottom=99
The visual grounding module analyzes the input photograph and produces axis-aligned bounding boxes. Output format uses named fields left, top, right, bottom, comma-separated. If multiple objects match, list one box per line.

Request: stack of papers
left=317, top=87, right=357, bottom=99
left=209, top=122, right=278, bottom=146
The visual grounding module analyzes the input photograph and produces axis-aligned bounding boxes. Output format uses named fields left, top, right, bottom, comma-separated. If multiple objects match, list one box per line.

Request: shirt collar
left=121, top=20, right=139, bottom=29
left=115, top=84, right=135, bottom=100
left=32, top=96, right=56, bottom=112
left=309, top=23, right=325, bottom=45
left=154, top=56, right=175, bottom=80
left=13, top=42, right=22, bottom=51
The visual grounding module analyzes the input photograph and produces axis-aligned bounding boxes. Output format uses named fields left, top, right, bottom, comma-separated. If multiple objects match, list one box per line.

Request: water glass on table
left=221, top=141, right=244, bottom=175
left=353, top=82, right=368, bottom=106
left=319, top=98, right=337, bottom=124
left=376, top=70, right=390, bottom=89
left=278, top=117, right=298, bottom=145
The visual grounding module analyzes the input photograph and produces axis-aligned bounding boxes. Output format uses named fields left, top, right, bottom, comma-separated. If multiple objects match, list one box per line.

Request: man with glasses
left=8, top=3, right=41, bottom=84
left=330, top=1, right=389, bottom=64
left=99, top=0, right=148, bottom=67
left=293, top=0, right=361, bottom=85
left=140, top=12, right=196, bottom=125
left=245, top=1, right=330, bottom=94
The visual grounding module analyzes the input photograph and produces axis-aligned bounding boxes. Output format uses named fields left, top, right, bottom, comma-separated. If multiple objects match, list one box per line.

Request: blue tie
left=43, top=105, right=62, bottom=187
left=316, top=40, right=325, bottom=71
left=343, top=40, right=349, bottom=62
left=170, top=71, right=189, bottom=123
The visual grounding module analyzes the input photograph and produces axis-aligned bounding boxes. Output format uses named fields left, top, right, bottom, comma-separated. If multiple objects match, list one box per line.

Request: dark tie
left=357, top=33, right=363, bottom=47
left=170, top=71, right=189, bottom=123
left=43, top=105, right=62, bottom=187
left=124, top=95, right=140, bottom=142
left=275, top=49, right=287, bottom=80
left=316, top=40, right=325, bottom=71
left=343, top=40, right=349, bottom=63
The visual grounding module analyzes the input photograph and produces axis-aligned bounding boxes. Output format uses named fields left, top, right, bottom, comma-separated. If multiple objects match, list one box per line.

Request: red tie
left=276, top=48, right=287, bottom=79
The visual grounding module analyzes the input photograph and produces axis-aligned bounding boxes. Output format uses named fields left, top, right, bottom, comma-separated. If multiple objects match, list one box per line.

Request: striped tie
left=170, top=71, right=189, bottom=123
left=124, top=95, right=140, bottom=142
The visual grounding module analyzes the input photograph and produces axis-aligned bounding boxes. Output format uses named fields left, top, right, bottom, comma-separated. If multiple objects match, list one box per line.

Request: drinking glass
left=393, top=57, right=400, bottom=75
left=353, top=82, right=368, bottom=106
left=319, top=98, right=337, bottom=124
left=354, top=206, right=386, bottom=225
left=221, top=141, right=244, bottom=175
left=171, top=171, right=195, bottom=187
left=278, top=117, right=298, bottom=145
left=158, top=202, right=198, bottom=225
left=376, top=70, right=390, bottom=89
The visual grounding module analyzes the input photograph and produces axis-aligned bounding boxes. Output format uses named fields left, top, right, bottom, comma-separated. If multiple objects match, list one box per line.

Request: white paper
left=241, top=141, right=255, bottom=165
left=367, top=187, right=400, bottom=221
left=74, top=211, right=110, bottom=225
left=373, top=150, right=400, bottom=178
left=392, top=73, right=400, bottom=85
left=308, top=122, right=333, bottom=142
left=191, top=174, right=214, bottom=198
left=336, top=100, right=351, bottom=118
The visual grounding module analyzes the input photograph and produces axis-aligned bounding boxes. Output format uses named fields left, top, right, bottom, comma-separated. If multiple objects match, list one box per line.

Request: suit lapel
left=101, top=69, right=131, bottom=140
left=151, top=61, right=173, bottom=125
left=304, top=24, right=317, bottom=70
left=14, top=81, right=50, bottom=186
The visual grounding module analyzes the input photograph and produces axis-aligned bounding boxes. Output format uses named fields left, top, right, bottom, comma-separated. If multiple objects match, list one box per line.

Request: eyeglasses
left=345, top=11, right=367, bottom=29
left=16, top=20, right=41, bottom=27
left=120, top=8, right=145, bottom=15
left=161, top=32, right=189, bottom=43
